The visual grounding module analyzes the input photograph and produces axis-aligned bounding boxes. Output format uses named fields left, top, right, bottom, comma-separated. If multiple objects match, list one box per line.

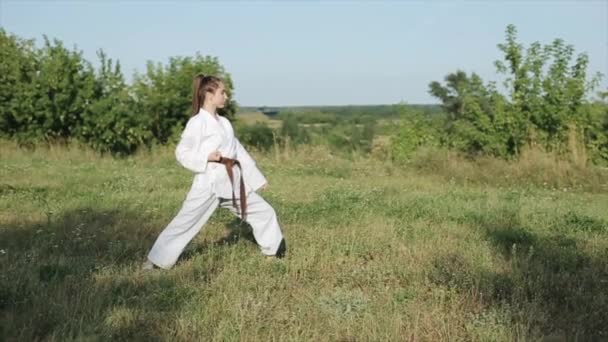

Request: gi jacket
left=175, top=108, right=267, bottom=198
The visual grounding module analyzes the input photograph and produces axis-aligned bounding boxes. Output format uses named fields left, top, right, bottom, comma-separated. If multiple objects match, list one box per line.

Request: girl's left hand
left=260, top=183, right=268, bottom=191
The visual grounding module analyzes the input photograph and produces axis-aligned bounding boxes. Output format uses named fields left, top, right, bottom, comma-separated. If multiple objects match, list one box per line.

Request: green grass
left=1, top=141, right=607, bottom=341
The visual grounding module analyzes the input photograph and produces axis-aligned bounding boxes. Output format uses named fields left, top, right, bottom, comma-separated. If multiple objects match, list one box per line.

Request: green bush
left=390, top=106, right=441, bottom=162
left=236, top=122, right=275, bottom=152
left=326, top=121, right=376, bottom=154
left=280, top=114, right=310, bottom=146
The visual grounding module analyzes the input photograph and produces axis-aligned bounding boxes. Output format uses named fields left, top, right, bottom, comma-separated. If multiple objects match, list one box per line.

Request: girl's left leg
left=220, top=191, right=285, bottom=256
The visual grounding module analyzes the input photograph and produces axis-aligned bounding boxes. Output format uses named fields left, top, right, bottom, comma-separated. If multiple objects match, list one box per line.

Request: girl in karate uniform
left=142, top=74, right=286, bottom=270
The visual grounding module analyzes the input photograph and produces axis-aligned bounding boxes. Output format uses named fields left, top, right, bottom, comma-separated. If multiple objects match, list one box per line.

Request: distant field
left=1, top=141, right=607, bottom=341
left=236, top=111, right=282, bottom=129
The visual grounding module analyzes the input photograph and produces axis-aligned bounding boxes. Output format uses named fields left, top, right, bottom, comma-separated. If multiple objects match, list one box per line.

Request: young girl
left=142, top=74, right=286, bottom=270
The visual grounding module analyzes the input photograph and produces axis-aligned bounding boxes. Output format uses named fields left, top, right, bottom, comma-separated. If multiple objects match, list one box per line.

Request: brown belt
left=214, top=156, right=247, bottom=221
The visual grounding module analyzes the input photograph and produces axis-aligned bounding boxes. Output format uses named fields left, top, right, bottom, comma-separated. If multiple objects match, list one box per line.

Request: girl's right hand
left=208, top=150, right=222, bottom=162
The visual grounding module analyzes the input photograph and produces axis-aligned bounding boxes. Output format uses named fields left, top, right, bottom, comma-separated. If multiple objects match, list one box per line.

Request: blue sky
left=1, top=0, right=606, bottom=106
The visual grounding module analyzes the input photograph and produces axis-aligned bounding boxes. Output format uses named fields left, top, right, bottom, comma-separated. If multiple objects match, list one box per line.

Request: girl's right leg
left=147, top=186, right=219, bottom=269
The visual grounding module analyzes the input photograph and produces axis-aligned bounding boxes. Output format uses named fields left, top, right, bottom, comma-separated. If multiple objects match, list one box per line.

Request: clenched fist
left=208, top=150, right=222, bottom=162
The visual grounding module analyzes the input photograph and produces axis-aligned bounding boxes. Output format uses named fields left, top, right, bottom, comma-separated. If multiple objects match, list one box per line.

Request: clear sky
left=1, top=0, right=606, bottom=106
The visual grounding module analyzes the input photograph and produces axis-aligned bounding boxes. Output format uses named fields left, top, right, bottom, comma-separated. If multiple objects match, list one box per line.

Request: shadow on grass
left=430, top=207, right=608, bottom=340
left=0, top=205, right=263, bottom=341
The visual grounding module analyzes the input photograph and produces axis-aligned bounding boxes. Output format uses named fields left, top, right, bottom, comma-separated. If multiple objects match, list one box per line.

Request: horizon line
left=237, top=102, right=441, bottom=108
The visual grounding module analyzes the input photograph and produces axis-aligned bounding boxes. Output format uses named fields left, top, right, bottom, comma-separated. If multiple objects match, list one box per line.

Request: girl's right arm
left=175, top=117, right=221, bottom=173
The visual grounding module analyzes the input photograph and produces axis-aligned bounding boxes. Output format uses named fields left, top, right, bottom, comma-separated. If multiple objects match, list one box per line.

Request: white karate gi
left=146, top=108, right=284, bottom=269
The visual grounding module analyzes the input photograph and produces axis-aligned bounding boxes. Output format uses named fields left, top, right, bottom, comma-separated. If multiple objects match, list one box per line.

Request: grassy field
left=1, top=140, right=607, bottom=341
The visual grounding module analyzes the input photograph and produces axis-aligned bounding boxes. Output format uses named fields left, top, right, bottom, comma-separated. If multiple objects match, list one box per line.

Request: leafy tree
left=29, top=36, right=97, bottom=142
left=495, top=24, right=603, bottom=152
left=76, top=50, right=152, bottom=155
left=427, top=24, right=605, bottom=161
left=0, top=29, right=38, bottom=140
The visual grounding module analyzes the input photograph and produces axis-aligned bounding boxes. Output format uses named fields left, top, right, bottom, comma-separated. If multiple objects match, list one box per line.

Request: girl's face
left=209, top=82, right=229, bottom=108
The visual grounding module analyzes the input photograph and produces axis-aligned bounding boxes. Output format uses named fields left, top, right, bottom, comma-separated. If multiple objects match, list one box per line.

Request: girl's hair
left=192, top=74, right=223, bottom=115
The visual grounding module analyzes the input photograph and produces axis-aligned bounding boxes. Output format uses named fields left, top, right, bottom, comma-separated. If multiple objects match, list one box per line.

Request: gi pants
left=147, top=185, right=284, bottom=269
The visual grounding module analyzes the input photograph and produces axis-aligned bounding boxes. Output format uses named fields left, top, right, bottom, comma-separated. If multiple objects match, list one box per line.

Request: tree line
left=0, top=28, right=236, bottom=156
left=1, top=25, right=606, bottom=165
